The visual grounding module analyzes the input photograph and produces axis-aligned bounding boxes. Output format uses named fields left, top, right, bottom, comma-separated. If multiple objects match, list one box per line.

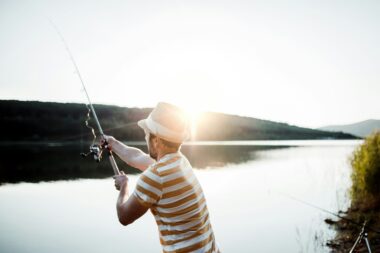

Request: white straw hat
left=137, top=102, right=190, bottom=143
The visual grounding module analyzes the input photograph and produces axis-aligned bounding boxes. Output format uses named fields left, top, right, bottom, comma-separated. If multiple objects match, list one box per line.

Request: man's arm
left=114, top=171, right=149, bottom=226
left=103, top=135, right=154, bottom=172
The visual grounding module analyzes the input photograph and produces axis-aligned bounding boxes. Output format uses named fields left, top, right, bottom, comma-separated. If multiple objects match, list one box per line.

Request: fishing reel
left=80, top=144, right=103, bottom=162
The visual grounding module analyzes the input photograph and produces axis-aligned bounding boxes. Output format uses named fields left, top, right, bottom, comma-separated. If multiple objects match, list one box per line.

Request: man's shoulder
left=153, top=153, right=191, bottom=175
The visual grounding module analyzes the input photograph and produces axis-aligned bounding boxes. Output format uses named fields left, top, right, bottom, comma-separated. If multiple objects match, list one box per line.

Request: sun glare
left=183, top=107, right=202, bottom=141
left=163, top=96, right=206, bottom=141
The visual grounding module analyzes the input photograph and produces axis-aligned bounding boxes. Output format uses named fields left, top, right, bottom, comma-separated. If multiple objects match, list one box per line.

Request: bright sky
left=0, top=0, right=379, bottom=128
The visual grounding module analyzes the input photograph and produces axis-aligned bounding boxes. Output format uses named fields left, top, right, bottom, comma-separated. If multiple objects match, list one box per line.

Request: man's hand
left=101, top=134, right=116, bottom=149
left=113, top=171, right=128, bottom=191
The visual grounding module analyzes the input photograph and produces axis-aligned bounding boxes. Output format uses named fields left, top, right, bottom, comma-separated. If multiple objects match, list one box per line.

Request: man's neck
left=157, top=149, right=179, bottom=161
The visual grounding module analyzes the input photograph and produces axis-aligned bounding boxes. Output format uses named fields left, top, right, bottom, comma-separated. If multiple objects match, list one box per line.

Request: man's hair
left=149, top=133, right=181, bottom=151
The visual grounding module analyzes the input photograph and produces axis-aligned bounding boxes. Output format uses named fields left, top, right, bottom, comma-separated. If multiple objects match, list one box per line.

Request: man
left=103, top=102, right=220, bottom=253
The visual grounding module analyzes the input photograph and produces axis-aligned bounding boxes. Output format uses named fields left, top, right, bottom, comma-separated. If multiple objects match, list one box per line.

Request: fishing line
left=49, top=121, right=138, bottom=142
left=278, top=192, right=380, bottom=234
left=84, top=106, right=97, bottom=146
left=47, top=18, right=98, bottom=146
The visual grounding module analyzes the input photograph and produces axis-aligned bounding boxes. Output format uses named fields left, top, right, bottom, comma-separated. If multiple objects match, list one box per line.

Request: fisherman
left=102, top=102, right=220, bottom=253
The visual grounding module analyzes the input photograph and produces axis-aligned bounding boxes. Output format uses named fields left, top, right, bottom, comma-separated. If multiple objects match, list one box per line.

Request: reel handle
left=108, top=152, right=120, bottom=175
left=101, top=139, right=120, bottom=175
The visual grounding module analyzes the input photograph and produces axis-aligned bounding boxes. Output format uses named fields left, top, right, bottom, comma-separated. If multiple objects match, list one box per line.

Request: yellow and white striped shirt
left=133, top=152, right=220, bottom=253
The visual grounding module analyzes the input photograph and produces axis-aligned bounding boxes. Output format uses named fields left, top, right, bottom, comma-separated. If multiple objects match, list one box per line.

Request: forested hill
left=319, top=119, right=380, bottom=138
left=0, top=100, right=358, bottom=142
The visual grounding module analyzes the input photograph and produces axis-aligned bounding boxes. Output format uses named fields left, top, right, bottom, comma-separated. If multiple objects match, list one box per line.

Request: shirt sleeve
left=133, top=165, right=162, bottom=208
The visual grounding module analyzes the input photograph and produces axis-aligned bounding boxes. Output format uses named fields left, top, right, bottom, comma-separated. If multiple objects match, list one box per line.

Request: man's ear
left=152, top=135, right=159, bottom=148
left=155, top=136, right=161, bottom=148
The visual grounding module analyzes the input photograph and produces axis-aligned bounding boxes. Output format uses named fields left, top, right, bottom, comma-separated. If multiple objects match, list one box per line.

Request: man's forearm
left=110, top=140, right=154, bottom=171
left=115, top=182, right=149, bottom=226
left=116, top=182, right=130, bottom=225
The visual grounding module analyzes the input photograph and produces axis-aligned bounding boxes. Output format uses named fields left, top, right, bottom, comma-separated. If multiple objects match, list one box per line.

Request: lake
left=0, top=140, right=361, bottom=252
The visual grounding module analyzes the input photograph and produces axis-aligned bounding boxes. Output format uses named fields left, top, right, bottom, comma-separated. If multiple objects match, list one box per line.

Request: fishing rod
left=349, top=221, right=373, bottom=253
left=48, top=18, right=120, bottom=175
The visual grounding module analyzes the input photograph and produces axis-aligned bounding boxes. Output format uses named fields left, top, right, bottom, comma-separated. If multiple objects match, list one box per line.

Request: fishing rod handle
left=108, top=152, right=120, bottom=175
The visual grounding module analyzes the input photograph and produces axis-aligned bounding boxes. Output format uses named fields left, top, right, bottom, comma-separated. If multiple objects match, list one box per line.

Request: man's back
left=134, top=152, right=219, bottom=253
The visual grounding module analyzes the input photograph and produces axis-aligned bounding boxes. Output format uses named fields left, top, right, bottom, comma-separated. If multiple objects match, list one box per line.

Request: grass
left=326, top=131, right=380, bottom=252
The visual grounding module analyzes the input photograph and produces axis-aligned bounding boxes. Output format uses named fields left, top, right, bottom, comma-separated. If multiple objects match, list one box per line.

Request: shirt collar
left=158, top=152, right=181, bottom=163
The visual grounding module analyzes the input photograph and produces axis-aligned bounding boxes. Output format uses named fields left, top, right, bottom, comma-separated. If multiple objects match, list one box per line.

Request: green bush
left=350, top=131, right=380, bottom=203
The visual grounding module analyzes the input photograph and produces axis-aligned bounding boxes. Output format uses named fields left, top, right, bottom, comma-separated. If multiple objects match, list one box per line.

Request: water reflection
left=0, top=144, right=133, bottom=184
left=182, top=144, right=285, bottom=169
left=0, top=142, right=284, bottom=184
left=0, top=141, right=360, bottom=253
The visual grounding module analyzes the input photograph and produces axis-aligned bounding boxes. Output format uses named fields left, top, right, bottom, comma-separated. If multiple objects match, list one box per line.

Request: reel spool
left=80, top=144, right=103, bottom=162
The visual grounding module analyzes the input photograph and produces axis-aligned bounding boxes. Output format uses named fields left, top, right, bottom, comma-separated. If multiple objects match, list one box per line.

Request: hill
left=0, top=100, right=358, bottom=142
left=318, top=119, right=380, bottom=138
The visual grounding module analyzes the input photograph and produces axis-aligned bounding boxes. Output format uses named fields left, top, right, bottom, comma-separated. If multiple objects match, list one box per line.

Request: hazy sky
left=1, top=0, right=379, bottom=128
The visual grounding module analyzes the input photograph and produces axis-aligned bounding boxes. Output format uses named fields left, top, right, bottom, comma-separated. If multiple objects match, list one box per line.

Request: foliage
left=195, top=112, right=358, bottom=140
left=350, top=131, right=380, bottom=203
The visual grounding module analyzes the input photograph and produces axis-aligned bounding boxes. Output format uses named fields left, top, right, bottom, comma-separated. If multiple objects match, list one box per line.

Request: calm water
left=0, top=140, right=361, bottom=253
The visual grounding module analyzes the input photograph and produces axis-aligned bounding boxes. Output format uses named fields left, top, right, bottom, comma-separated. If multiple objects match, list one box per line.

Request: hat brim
left=137, top=119, right=149, bottom=132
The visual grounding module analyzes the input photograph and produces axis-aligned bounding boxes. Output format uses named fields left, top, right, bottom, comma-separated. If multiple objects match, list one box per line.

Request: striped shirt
left=133, top=152, right=220, bottom=253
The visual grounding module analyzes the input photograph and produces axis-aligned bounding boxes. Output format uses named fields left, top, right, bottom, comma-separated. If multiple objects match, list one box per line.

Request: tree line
left=0, top=100, right=358, bottom=142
